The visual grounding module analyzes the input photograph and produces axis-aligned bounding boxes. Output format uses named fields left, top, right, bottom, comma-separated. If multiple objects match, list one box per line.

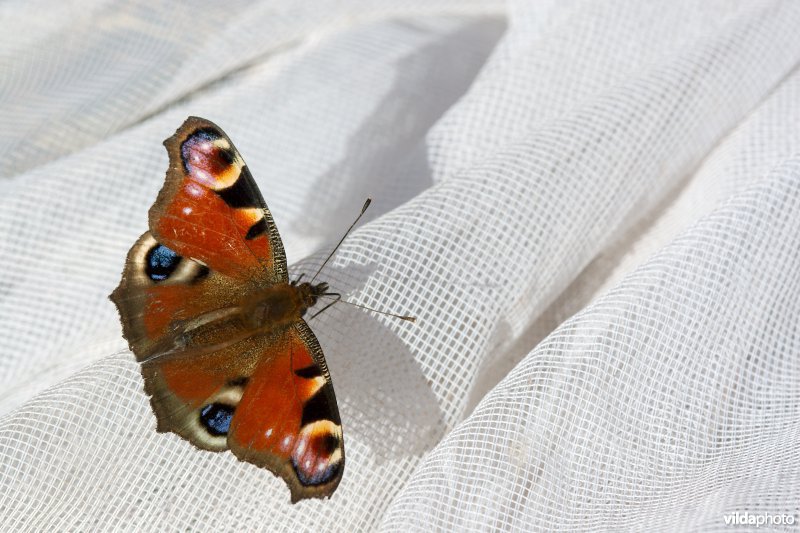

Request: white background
left=1, top=1, right=799, bottom=531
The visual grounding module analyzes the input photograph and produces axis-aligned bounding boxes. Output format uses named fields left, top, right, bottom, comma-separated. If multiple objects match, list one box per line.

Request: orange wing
left=136, top=321, right=344, bottom=502
left=229, top=321, right=345, bottom=502
left=151, top=116, right=287, bottom=281
left=111, top=117, right=287, bottom=356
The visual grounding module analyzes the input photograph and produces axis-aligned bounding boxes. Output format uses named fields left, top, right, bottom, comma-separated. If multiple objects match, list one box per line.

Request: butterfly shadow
left=289, top=17, right=506, bottom=255
left=303, top=264, right=444, bottom=462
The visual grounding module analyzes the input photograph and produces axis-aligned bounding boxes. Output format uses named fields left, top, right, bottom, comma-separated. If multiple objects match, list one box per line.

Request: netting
left=2, top=1, right=799, bottom=531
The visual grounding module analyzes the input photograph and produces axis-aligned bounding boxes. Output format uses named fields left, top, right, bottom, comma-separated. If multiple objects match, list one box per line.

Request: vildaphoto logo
left=722, top=511, right=796, bottom=527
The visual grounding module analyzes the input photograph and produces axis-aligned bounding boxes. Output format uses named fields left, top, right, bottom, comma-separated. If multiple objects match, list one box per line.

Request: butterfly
left=110, top=117, right=348, bottom=502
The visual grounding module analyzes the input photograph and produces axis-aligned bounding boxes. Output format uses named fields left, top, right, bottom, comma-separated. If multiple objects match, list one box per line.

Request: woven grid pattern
left=2, top=1, right=799, bottom=531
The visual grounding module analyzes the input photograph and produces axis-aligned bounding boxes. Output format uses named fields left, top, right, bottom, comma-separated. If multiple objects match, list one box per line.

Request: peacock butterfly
left=110, top=117, right=374, bottom=502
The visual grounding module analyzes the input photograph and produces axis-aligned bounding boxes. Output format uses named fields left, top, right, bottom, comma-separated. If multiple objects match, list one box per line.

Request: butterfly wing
left=139, top=333, right=265, bottom=453
left=229, top=321, right=345, bottom=502
left=152, top=116, right=287, bottom=282
left=112, top=117, right=287, bottom=357
left=137, top=320, right=345, bottom=502
left=111, top=117, right=285, bottom=446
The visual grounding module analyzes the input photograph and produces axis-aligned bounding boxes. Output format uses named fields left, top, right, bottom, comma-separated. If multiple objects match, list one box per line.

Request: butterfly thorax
left=242, top=281, right=328, bottom=331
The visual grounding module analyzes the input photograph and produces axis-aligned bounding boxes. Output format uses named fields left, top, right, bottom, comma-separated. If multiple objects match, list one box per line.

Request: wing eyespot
left=145, top=244, right=182, bottom=282
left=293, top=456, right=342, bottom=486
left=291, top=423, right=343, bottom=486
left=199, top=403, right=235, bottom=436
left=320, top=433, right=339, bottom=455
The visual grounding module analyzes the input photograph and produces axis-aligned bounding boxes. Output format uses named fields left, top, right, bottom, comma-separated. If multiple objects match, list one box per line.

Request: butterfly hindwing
left=229, top=321, right=345, bottom=502
left=141, top=336, right=263, bottom=451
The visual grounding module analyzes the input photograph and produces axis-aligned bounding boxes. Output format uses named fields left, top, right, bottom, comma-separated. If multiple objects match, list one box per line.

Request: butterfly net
left=2, top=1, right=800, bottom=531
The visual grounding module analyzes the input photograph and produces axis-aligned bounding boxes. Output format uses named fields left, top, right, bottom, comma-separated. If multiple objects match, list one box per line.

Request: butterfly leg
left=291, top=273, right=306, bottom=286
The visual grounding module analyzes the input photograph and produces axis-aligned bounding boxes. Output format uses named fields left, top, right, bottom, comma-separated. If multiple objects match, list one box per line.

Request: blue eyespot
left=145, top=244, right=181, bottom=281
left=199, top=403, right=234, bottom=436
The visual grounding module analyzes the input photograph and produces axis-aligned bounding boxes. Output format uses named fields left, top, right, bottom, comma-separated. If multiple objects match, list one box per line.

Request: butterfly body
left=111, top=117, right=344, bottom=502
left=240, top=281, right=329, bottom=331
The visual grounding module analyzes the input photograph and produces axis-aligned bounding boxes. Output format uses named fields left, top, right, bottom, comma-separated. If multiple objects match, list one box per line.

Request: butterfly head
left=297, top=281, right=329, bottom=312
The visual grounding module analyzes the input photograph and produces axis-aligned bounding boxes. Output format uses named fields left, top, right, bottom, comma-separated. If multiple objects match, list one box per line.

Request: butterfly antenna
left=310, top=198, right=372, bottom=284
left=317, top=293, right=416, bottom=322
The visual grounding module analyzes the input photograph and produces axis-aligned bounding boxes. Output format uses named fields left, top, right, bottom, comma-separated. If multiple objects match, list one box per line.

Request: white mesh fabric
left=1, top=1, right=799, bottom=531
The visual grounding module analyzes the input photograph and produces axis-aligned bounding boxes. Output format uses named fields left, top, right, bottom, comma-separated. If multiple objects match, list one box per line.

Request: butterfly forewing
left=152, top=116, right=287, bottom=283
left=229, top=321, right=344, bottom=502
